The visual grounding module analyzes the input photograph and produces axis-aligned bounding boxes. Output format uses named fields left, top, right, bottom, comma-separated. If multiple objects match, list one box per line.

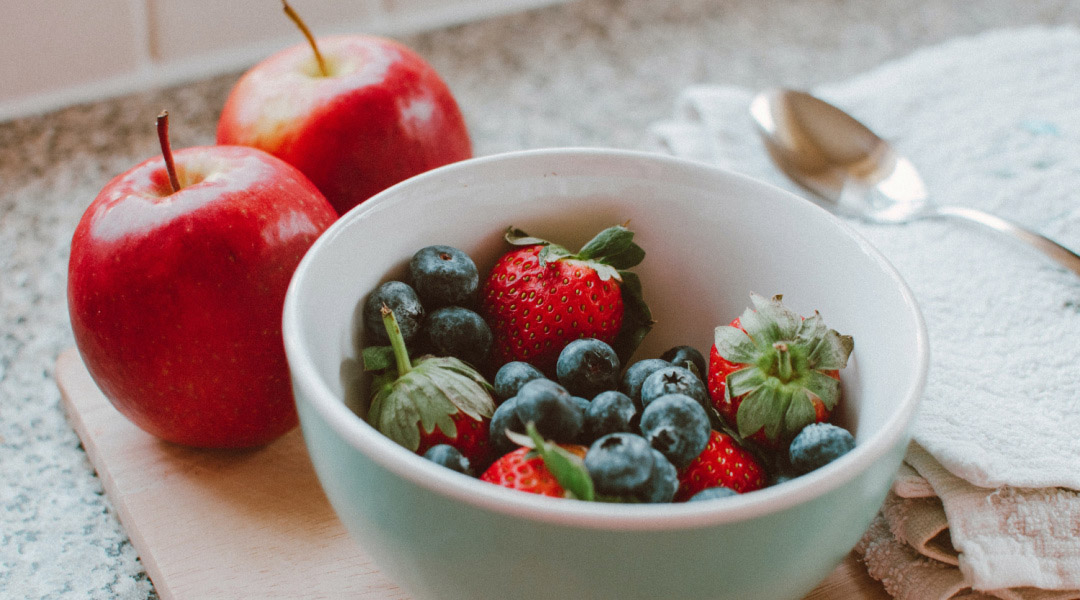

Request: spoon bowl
left=750, top=88, right=1080, bottom=275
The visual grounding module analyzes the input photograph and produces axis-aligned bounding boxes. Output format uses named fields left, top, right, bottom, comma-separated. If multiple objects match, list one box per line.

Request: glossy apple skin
left=217, top=35, right=473, bottom=216
left=68, top=145, right=338, bottom=448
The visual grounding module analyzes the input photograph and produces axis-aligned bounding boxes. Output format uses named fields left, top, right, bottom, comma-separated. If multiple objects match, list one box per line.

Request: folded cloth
left=644, top=26, right=1080, bottom=597
left=645, top=26, right=1080, bottom=491
left=855, top=443, right=1080, bottom=599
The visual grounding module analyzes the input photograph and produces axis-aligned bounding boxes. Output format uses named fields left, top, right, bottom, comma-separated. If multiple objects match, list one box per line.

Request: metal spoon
left=749, top=88, right=1080, bottom=276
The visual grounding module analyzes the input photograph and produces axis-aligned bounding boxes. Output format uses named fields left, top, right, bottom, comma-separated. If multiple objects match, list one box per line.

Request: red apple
left=216, top=5, right=472, bottom=216
left=68, top=112, right=337, bottom=448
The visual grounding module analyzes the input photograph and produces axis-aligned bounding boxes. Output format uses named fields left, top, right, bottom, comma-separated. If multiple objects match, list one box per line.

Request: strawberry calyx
left=506, top=423, right=595, bottom=501
left=367, top=306, right=495, bottom=452
left=713, top=293, right=853, bottom=443
left=503, top=225, right=654, bottom=363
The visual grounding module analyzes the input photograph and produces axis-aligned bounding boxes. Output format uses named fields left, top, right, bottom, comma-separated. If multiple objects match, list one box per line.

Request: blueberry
left=423, top=444, right=473, bottom=476
left=489, top=396, right=524, bottom=458
left=660, top=345, right=706, bottom=378
left=619, top=358, right=671, bottom=410
left=493, top=361, right=545, bottom=402
left=639, top=393, right=711, bottom=469
left=789, top=423, right=856, bottom=475
left=688, top=487, right=737, bottom=502
left=424, top=306, right=492, bottom=367
left=570, top=396, right=592, bottom=444
left=513, top=378, right=583, bottom=443
left=584, top=390, right=637, bottom=442
left=639, top=366, right=709, bottom=410
left=556, top=338, right=620, bottom=398
left=408, top=245, right=479, bottom=308
left=636, top=449, right=678, bottom=503
left=584, top=433, right=655, bottom=498
left=363, top=281, right=424, bottom=345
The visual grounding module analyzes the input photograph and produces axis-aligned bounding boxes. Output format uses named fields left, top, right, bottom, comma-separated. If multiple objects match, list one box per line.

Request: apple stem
left=282, top=0, right=328, bottom=77
left=156, top=110, right=182, bottom=193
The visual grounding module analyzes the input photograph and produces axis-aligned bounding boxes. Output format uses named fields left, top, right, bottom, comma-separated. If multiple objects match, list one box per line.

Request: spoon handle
left=933, top=205, right=1080, bottom=276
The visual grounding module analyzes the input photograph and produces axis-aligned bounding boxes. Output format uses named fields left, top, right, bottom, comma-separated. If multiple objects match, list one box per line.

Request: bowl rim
left=283, top=147, right=929, bottom=531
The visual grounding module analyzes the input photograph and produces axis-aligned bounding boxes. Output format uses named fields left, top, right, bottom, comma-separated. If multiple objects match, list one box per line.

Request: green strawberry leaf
left=807, top=329, right=854, bottom=371
left=588, top=261, right=622, bottom=282
left=538, top=244, right=573, bottom=265
left=603, top=242, right=645, bottom=270
left=762, top=388, right=793, bottom=441
left=735, top=386, right=772, bottom=439
left=577, top=225, right=636, bottom=260
left=504, top=226, right=550, bottom=247
left=751, top=293, right=801, bottom=341
left=417, top=357, right=496, bottom=420
left=801, top=369, right=842, bottom=411
left=726, top=366, right=767, bottom=398
left=713, top=325, right=757, bottom=363
left=784, top=389, right=817, bottom=436
left=525, top=423, right=595, bottom=502
left=362, top=345, right=396, bottom=371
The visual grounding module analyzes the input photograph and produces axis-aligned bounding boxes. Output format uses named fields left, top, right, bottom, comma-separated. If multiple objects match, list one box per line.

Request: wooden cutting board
left=55, top=347, right=890, bottom=600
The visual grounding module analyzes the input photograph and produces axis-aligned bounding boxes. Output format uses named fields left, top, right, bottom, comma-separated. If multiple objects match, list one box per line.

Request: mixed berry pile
left=359, top=225, right=857, bottom=503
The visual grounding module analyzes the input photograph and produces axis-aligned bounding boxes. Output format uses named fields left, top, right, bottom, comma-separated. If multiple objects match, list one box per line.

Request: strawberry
left=480, top=425, right=593, bottom=499
left=707, top=293, right=853, bottom=449
left=366, top=306, right=496, bottom=466
left=674, top=430, right=767, bottom=501
left=481, top=225, right=652, bottom=375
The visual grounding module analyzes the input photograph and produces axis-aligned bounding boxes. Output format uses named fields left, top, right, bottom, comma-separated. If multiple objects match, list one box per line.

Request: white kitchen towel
left=857, top=443, right=1080, bottom=597
left=645, top=26, right=1080, bottom=490
left=905, top=443, right=1080, bottom=592
left=855, top=512, right=1080, bottom=600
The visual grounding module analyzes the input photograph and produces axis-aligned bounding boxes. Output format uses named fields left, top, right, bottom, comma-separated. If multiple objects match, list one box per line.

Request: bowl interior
left=285, top=148, right=926, bottom=518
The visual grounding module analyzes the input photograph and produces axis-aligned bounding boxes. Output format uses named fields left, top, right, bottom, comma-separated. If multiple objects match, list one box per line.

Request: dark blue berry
left=408, top=245, right=479, bottom=308
left=639, top=393, right=710, bottom=469
left=364, top=281, right=424, bottom=345
left=570, top=396, right=592, bottom=444
left=688, top=487, right=737, bottom=502
left=789, top=423, right=856, bottom=475
left=660, top=345, right=706, bottom=378
left=513, top=378, right=583, bottom=443
left=636, top=449, right=678, bottom=503
left=423, top=444, right=473, bottom=476
left=489, top=396, right=524, bottom=458
left=619, top=358, right=671, bottom=410
left=639, top=366, right=709, bottom=410
left=584, top=433, right=655, bottom=498
left=584, top=390, right=637, bottom=442
left=424, top=306, right=492, bottom=367
left=493, top=361, right=545, bottom=402
left=555, top=338, right=620, bottom=398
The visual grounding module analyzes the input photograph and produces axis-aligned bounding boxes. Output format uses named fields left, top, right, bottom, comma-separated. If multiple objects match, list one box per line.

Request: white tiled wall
left=0, top=0, right=571, bottom=123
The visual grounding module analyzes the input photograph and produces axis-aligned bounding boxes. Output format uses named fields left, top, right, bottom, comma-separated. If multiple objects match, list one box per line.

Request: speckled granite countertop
left=4, top=0, right=1080, bottom=597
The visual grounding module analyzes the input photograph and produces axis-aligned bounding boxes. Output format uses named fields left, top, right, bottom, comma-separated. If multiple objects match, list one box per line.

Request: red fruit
left=415, top=410, right=491, bottom=467
left=674, top=430, right=767, bottom=501
left=480, top=444, right=588, bottom=498
left=707, top=294, right=853, bottom=449
left=367, top=307, right=496, bottom=466
left=481, top=226, right=652, bottom=375
left=68, top=113, right=337, bottom=449
left=216, top=21, right=472, bottom=216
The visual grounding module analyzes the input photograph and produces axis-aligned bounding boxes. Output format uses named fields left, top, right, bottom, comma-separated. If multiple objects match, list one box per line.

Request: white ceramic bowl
left=283, top=148, right=928, bottom=600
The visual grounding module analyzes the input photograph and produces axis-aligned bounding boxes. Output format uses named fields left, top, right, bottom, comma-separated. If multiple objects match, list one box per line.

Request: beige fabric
left=905, top=444, right=1080, bottom=593
left=892, top=462, right=937, bottom=499
left=882, top=491, right=958, bottom=566
left=856, top=443, right=1080, bottom=599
